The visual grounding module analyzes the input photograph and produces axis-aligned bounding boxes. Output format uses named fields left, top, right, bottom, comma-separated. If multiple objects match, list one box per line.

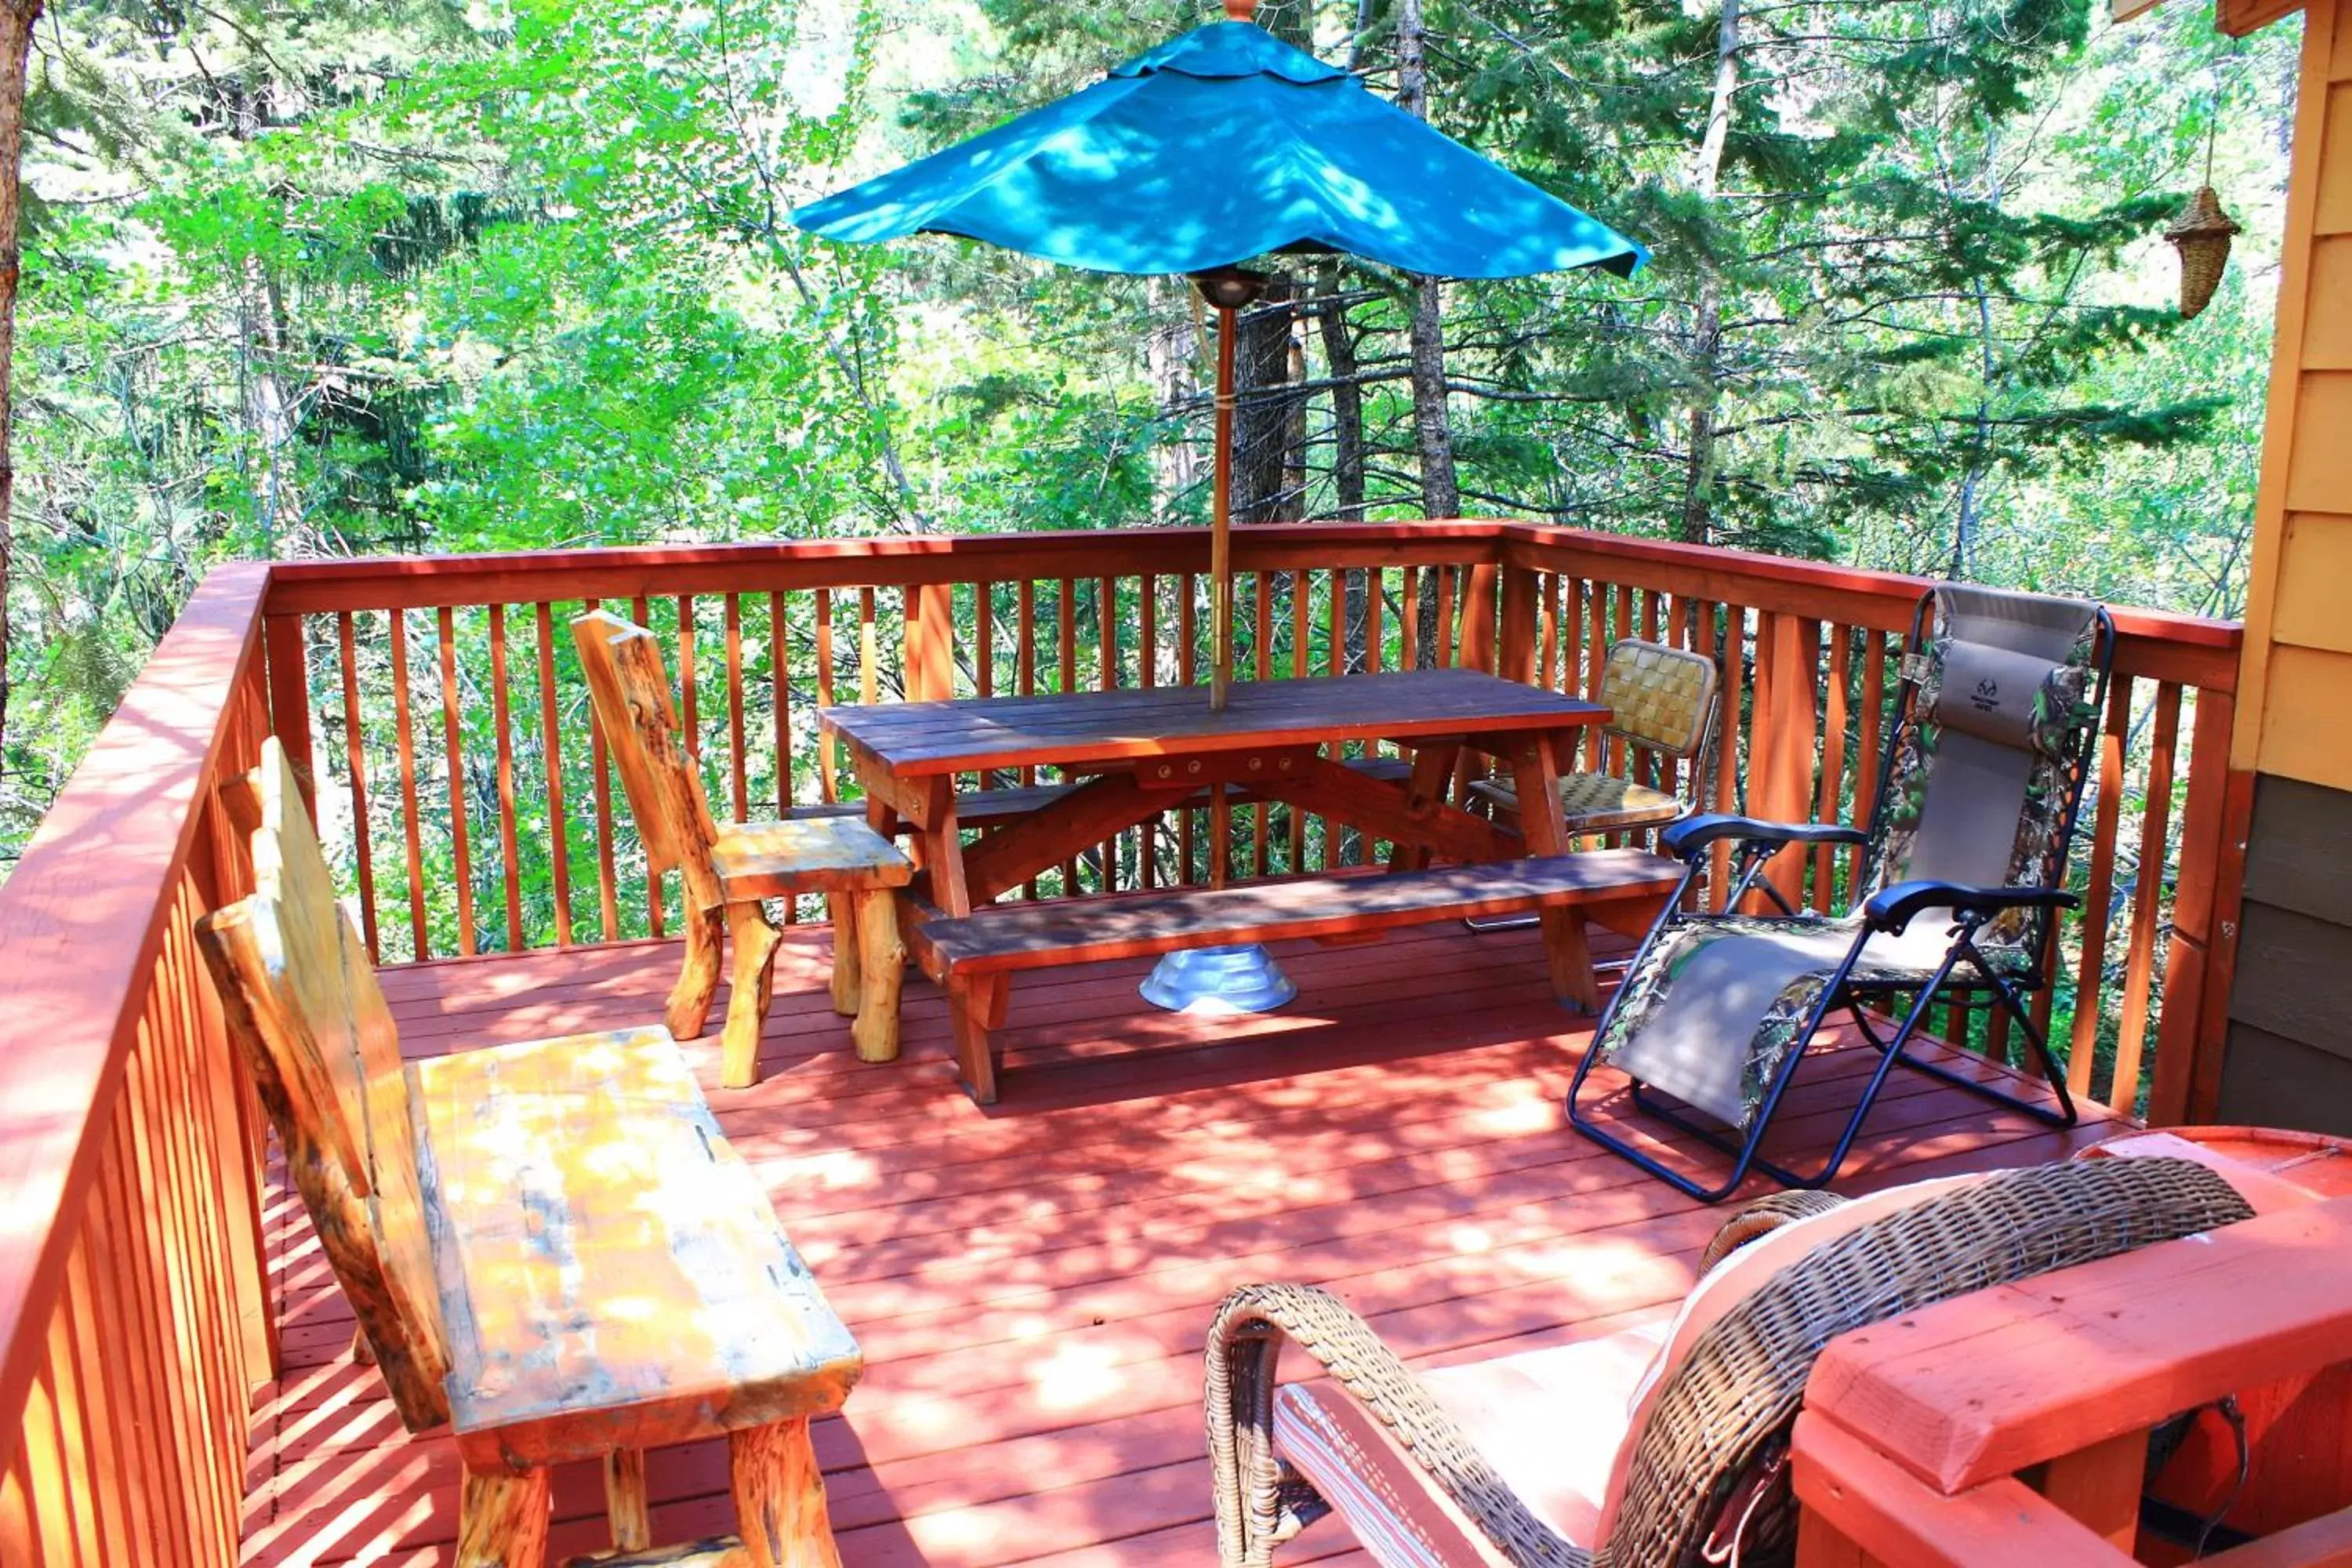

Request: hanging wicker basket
left=2165, top=185, right=2241, bottom=321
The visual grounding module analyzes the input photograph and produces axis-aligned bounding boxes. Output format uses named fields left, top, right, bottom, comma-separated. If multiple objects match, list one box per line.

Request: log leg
left=721, top=899, right=783, bottom=1090
left=666, top=900, right=726, bottom=1040
left=350, top=1324, right=376, bottom=1366
left=947, top=974, right=1002, bottom=1105
left=604, top=1448, right=652, bottom=1553
left=825, top=893, right=861, bottom=1018
left=456, top=1464, right=550, bottom=1568
left=850, top=891, right=908, bottom=1064
left=731, top=1416, right=843, bottom=1568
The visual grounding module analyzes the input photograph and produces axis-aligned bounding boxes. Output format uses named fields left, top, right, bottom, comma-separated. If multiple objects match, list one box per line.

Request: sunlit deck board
left=237, top=920, right=2120, bottom=1566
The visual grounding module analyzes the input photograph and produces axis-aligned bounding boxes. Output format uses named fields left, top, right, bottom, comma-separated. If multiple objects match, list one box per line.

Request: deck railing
left=0, top=522, right=2245, bottom=1562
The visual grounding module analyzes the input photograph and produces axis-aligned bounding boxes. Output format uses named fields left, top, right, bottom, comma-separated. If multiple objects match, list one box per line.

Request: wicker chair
left=1204, top=1157, right=2254, bottom=1568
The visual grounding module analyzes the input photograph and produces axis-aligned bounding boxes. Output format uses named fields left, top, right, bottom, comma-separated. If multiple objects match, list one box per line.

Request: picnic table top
left=819, top=667, right=1610, bottom=777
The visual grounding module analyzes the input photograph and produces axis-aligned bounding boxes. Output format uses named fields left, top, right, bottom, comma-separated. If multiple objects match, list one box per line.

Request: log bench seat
left=201, top=739, right=862, bottom=1567
left=907, top=848, right=1683, bottom=1102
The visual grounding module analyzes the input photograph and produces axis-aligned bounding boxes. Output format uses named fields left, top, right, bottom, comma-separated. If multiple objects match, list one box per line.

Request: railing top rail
left=1494, top=525, right=2240, bottom=688
left=258, top=520, right=2241, bottom=689
left=0, top=561, right=271, bottom=1440
left=256, top=522, right=1513, bottom=615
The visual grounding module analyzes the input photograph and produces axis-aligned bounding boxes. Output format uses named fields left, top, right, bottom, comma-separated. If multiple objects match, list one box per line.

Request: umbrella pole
left=1210, top=300, right=1237, bottom=715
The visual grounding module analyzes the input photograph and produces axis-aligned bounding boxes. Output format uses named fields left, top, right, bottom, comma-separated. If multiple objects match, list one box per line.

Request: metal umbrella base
left=1140, top=944, right=1297, bottom=1014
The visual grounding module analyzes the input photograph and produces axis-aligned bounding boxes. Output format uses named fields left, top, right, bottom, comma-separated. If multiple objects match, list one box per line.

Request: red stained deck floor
left=236, top=920, right=2118, bottom=1566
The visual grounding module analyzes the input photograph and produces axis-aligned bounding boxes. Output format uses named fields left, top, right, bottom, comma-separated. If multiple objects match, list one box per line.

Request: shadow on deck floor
left=236, top=919, right=2114, bottom=1566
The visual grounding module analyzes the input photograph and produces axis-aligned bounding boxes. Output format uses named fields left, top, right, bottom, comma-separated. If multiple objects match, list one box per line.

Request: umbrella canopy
left=793, top=2, right=1647, bottom=725
left=793, top=19, right=1648, bottom=280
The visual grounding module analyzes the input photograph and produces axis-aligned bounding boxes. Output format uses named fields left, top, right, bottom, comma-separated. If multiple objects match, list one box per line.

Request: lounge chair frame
left=1566, top=591, right=2117, bottom=1203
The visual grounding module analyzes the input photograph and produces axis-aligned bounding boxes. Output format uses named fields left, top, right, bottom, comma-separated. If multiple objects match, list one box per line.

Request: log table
left=822, top=669, right=1682, bottom=1100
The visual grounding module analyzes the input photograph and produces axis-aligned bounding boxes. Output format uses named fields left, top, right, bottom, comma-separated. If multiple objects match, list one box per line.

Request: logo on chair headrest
left=1970, top=677, right=2001, bottom=713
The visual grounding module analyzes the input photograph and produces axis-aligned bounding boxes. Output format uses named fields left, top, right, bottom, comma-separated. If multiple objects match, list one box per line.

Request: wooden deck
left=235, top=919, right=2118, bottom=1567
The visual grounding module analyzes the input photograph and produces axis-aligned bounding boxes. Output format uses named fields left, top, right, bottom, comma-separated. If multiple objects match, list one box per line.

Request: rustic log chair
left=1464, top=638, right=1719, bottom=934
left=1205, top=1156, right=2256, bottom=1568
left=1569, top=584, right=2114, bottom=1202
left=198, top=737, right=863, bottom=1568
left=571, top=608, right=914, bottom=1087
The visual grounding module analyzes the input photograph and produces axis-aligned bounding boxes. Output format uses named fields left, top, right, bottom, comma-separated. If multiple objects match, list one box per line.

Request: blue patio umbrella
left=794, top=0, right=1647, bottom=713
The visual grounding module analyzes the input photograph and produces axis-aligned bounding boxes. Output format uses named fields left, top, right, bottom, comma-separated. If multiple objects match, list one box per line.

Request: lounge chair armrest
left=1862, top=880, right=2078, bottom=935
left=1660, top=813, right=1869, bottom=861
left=1204, top=1283, right=1582, bottom=1568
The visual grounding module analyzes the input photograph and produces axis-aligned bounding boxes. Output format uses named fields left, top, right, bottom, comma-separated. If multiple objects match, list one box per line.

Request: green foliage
left=1, top=0, right=2297, bottom=861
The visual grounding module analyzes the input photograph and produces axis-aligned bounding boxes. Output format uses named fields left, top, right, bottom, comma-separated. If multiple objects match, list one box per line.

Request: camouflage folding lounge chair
left=1204, top=1158, right=2253, bottom=1568
left=1566, top=583, right=2114, bottom=1202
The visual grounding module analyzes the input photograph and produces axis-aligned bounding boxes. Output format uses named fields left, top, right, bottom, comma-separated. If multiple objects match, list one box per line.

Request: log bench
left=907, top=848, right=1683, bottom=1102
left=201, top=739, right=861, bottom=1568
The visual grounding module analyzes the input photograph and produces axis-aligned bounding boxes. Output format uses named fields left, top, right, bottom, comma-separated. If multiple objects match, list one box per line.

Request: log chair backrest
left=198, top=736, right=451, bottom=1428
left=569, top=609, right=724, bottom=909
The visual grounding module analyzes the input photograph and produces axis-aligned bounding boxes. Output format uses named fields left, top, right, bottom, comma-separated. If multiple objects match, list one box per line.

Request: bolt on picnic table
left=821, top=667, right=1686, bottom=1102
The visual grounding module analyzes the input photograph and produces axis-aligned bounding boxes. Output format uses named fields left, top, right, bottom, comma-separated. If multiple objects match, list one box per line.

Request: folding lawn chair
left=1566, top=583, right=2114, bottom=1202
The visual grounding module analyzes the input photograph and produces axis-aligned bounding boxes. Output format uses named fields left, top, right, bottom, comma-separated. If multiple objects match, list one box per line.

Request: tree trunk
left=1147, top=283, right=1201, bottom=528
left=1395, top=0, right=1458, bottom=531
left=1234, top=281, right=1296, bottom=524
left=0, top=0, right=42, bottom=750
left=1316, top=260, right=1367, bottom=523
left=1679, top=0, right=1740, bottom=548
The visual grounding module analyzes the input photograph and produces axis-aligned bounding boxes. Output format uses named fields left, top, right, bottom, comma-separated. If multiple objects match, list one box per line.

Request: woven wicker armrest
left=1205, top=1282, right=1589, bottom=1568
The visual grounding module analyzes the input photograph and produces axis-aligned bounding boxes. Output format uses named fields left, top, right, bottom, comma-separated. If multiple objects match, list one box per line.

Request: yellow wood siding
left=2234, top=0, right=2352, bottom=788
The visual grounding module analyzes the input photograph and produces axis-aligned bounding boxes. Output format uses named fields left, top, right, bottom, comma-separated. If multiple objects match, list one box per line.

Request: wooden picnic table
left=820, top=667, right=1618, bottom=1005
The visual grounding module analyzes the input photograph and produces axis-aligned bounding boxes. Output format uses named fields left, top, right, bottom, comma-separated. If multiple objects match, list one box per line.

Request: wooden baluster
left=677, top=594, right=699, bottom=757
left=487, top=606, right=524, bottom=951
left=436, top=606, right=478, bottom=956
left=858, top=587, right=877, bottom=708
left=1664, top=596, right=1693, bottom=807
left=1711, top=605, right=1748, bottom=907
left=1179, top=574, right=1198, bottom=884
left=1811, top=627, right=1852, bottom=915
left=586, top=597, right=620, bottom=942
left=1852, top=632, right=1889, bottom=894
left=534, top=604, right=574, bottom=948
left=334, top=612, right=380, bottom=961
left=1058, top=579, right=1079, bottom=893
left=1139, top=575, right=1157, bottom=887
left=1323, top=568, right=1342, bottom=869
left=1366, top=564, right=1385, bottom=675
left=630, top=596, right=665, bottom=938
left=2110, top=683, right=2183, bottom=1114
left=386, top=610, right=430, bottom=959
left=726, top=594, right=749, bottom=823
left=1290, top=568, right=1312, bottom=871
left=771, top=592, right=797, bottom=924
left=769, top=590, right=792, bottom=809
left=2067, top=677, right=2135, bottom=1098
left=814, top=591, right=837, bottom=806
left=1099, top=576, right=1119, bottom=891
left=1541, top=573, right=1562, bottom=694
left=1254, top=572, right=1274, bottom=879
left=1400, top=564, right=1421, bottom=672
left=1020, top=579, right=1040, bottom=897
left=1435, top=565, right=1456, bottom=669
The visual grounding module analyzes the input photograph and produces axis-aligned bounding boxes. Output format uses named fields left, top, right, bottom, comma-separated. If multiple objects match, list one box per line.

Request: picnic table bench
left=823, top=670, right=1682, bottom=1103
left=201, top=739, right=860, bottom=1568
left=910, top=849, right=1682, bottom=1099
